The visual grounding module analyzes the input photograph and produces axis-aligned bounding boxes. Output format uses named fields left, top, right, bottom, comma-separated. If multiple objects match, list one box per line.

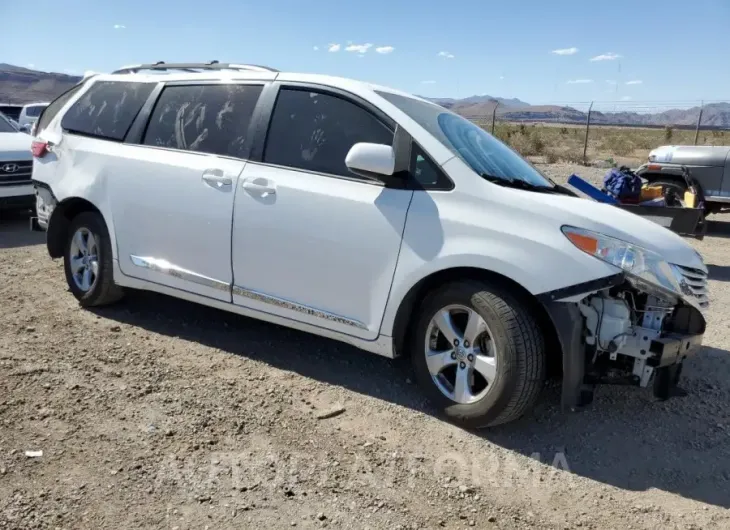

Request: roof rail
left=111, top=61, right=279, bottom=75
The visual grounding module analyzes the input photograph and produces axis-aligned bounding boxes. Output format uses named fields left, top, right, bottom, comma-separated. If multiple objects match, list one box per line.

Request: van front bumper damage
left=538, top=273, right=706, bottom=410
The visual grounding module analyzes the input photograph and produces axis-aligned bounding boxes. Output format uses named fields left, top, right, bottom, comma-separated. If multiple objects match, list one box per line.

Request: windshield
left=0, top=112, right=17, bottom=133
left=376, top=91, right=553, bottom=187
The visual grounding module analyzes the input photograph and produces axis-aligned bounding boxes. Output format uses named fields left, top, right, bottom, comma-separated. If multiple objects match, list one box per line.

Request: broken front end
left=545, top=227, right=708, bottom=409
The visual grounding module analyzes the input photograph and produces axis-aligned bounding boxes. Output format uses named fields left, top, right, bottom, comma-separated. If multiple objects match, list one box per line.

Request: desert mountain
left=0, top=64, right=81, bottom=104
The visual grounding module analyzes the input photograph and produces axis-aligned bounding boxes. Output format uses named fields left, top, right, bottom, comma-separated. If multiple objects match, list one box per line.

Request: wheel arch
left=389, top=266, right=563, bottom=378
left=46, top=197, right=103, bottom=258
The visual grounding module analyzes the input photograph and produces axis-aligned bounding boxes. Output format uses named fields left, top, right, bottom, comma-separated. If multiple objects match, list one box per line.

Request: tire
left=63, top=211, right=124, bottom=307
left=410, top=281, right=545, bottom=428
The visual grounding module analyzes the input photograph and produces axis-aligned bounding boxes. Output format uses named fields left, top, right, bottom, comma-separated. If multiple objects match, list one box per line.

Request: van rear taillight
left=31, top=140, right=48, bottom=158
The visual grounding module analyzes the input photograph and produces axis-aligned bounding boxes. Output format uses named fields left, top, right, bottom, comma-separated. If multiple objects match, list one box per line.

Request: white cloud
left=499, top=76, right=505, bottom=80
left=113, top=24, right=126, bottom=29
left=327, top=43, right=341, bottom=52
left=437, top=51, right=455, bottom=59
left=605, top=79, right=617, bottom=84
left=551, top=47, right=578, bottom=56
left=421, top=80, right=436, bottom=84
left=567, top=79, right=594, bottom=84
left=313, top=46, right=319, bottom=51
left=375, top=46, right=395, bottom=54
left=345, top=43, right=372, bottom=53
left=625, top=80, right=643, bottom=85
left=621, top=96, right=632, bottom=101
left=27, top=63, right=35, bottom=68
left=590, top=52, right=621, bottom=61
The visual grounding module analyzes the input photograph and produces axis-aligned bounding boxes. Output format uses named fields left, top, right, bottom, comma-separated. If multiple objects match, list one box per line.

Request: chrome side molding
left=232, top=285, right=368, bottom=330
left=130, top=255, right=230, bottom=292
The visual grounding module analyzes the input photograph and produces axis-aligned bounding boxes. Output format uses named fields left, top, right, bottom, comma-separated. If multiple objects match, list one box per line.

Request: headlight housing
left=562, top=226, right=682, bottom=301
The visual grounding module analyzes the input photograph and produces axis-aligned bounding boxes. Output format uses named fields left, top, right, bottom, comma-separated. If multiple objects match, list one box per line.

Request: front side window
left=377, top=91, right=553, bottom=188
left=36, top=83, right=84, bottom=135
left=143, top=84, right=264, bottom=158
left=61, top=81, right=155, bottom=141
left=264, top=88, right=394, bottom=178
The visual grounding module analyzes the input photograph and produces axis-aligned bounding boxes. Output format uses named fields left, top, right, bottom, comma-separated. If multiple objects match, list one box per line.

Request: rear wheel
left=410, top=281, right=546, bottom=428
left=63, top=212, right=124, bottom=307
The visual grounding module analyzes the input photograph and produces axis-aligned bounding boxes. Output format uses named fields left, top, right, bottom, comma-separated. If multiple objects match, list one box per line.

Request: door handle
left=202, top=169, right=232, bottom=189
left=242, top=178, right=276, bottom=196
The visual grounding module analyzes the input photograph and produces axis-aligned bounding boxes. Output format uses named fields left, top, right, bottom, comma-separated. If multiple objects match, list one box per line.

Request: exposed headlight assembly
left=562, top=226, right=682, bottom=302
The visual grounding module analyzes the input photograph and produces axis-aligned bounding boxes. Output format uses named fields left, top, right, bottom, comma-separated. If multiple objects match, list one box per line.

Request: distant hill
left=432, top=96, right=730, bottom=129
left=0, top=63, right=81, bottom=104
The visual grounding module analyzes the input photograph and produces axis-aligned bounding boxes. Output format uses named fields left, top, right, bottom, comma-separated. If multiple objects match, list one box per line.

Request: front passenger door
left=231, top=86, right=413, bottom=339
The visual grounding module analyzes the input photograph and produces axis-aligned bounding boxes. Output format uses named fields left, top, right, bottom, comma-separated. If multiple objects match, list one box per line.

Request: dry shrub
left=545, top=150, right=560, bottom=164
left=602, top=134, right=635, bottom=157
left=562, top=149, right=585, bottom=164
left=529, top=132, right=545, bottom=155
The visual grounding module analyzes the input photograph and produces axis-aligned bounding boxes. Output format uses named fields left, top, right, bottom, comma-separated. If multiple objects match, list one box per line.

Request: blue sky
left=4, top=0, right=729, bottom=105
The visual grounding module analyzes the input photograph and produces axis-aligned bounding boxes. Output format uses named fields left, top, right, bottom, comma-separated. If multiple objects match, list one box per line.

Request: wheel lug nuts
left=467, top=354, right=474, bottom=362
left=459, top=362, right=466, bottom=369
left=451, top=352, right=456, bottom=360
left=464, top=340, right=469, bottom=348
left=453, top=339, right=459, bottom=346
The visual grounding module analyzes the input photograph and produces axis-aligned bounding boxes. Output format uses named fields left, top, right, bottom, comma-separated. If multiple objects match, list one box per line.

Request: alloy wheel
left=69, top=227, right=99, bottom=292
left=424, top=304, right=497, bottom=404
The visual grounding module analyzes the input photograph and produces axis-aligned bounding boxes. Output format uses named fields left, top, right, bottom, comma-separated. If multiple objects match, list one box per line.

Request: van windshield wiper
left=480, top=173, right=559, bottom=193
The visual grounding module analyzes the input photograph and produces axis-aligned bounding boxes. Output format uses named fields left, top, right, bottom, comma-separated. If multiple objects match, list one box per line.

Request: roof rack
left=111, top=60, right=279, bottom=75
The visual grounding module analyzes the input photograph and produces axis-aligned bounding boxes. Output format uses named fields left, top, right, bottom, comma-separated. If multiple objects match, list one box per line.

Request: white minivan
left=18, top=102, right=49, bottom=133
left=29, top=62, right=708, bottom=427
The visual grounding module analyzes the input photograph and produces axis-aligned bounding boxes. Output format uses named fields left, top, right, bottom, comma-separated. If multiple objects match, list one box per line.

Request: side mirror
left=345, top=142, right=395, bottom=178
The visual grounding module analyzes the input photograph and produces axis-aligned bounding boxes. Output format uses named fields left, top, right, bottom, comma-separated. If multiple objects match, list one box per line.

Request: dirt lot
left=1, top=165, right=730, bottom=529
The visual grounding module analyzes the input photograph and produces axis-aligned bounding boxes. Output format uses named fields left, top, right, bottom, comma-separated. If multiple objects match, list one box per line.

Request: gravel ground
left=1, top=165, right=730, bottom=529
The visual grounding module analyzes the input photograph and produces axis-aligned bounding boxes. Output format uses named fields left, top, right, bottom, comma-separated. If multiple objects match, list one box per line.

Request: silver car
left=636, top=145, right=730, bottom=214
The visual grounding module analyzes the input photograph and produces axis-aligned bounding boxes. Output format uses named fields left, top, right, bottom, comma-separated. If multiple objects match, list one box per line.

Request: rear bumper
left=32, top=181, right=57, bottom=231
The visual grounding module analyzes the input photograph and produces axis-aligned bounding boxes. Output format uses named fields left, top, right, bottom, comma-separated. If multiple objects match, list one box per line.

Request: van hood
left=649, top=145, right=730, bottom=167
left=0, top=132, right=33, bottom=161
left=514, top=190, right=706, bottom=272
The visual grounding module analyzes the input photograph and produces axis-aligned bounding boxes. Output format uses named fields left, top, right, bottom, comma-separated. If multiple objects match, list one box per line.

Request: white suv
left=0, top=111, right=34, bottom=211
left=30, top=62, right=709, bottom=427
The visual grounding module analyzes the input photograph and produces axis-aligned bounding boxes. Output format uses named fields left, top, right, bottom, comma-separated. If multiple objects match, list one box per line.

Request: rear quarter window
left=35, top=84, right=84, bottom=135
left=61, top=81, right=155, bottom=141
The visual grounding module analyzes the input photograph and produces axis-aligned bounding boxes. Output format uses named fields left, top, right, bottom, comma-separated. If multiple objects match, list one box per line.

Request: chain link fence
left=462, top=100, right=730, bottom=165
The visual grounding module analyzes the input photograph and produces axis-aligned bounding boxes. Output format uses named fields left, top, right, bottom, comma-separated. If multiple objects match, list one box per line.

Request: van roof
left=88, top=61, right=429, bottom=105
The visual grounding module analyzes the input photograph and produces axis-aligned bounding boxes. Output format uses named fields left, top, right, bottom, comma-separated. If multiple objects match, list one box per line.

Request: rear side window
left=61, top=81, right=154, bottom=141
left=143, top=84, right=263, bottom=158
left=36, top=84, right=84, bottom=135
left=263, top=88, right=393, bottom=178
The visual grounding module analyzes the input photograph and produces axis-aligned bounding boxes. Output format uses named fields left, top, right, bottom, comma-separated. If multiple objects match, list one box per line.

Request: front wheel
left=410, top=281, right=546, bottom=428
left=63, top=211, right=124, bottom=307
